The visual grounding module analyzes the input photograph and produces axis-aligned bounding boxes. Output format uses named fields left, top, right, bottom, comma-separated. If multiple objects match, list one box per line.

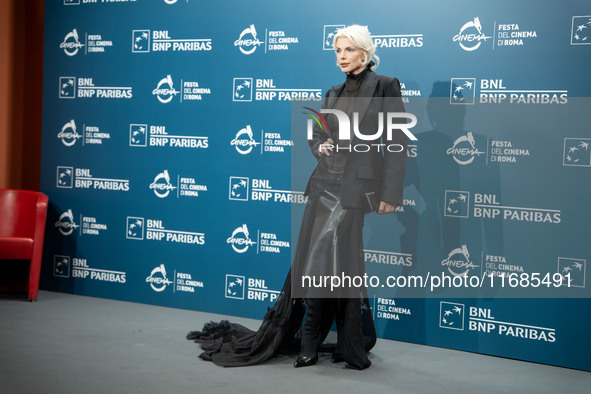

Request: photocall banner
left=41, top=0, right=591, bottom=371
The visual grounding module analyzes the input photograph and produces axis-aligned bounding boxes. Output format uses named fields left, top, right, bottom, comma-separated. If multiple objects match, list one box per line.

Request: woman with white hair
left=188, top=24, right=407, bottom=371
left=293, top=24, right=407, bottom=370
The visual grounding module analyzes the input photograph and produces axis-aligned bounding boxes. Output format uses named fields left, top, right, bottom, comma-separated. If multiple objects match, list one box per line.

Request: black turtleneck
left=322, top=64, right=373, bottom=171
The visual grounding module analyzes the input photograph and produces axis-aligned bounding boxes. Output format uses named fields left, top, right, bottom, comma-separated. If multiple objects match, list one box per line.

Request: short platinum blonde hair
left=333, top=25, right=379, bottom=70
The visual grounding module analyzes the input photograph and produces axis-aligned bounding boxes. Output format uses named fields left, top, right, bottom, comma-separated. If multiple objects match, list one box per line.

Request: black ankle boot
left=293, top=355, right=318, bottom=368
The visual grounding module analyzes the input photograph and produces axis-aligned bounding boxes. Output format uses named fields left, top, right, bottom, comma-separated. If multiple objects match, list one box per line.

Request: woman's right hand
left=319, top=138, right=334, bottom=156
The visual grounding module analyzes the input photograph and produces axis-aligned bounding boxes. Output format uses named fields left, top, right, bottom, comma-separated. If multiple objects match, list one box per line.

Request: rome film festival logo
left=446, top=132, right=484, bottom=165
left=146, top=264, right=173, bottom=292
left=227, top=224, right=256, bottom=253
left=234, top=25, right=263, bottom=54
left=153, top=75, right=180, bottom=103
left=150, top=170, right=177, bottom=198
left=439, top=301, right=465, bottom=330
left=303, top=107, right=418, bottom=153
left=441, top=245, right=480, bottom=276
left=453, top=17, right=491, bottom=51
left=231, top=125, right=260, bottom=154
left=571, top=16, right=591, bottom=45
left=55, top=209, right=79, bottom=236
left=57, top=120, right=82, bottom=147
left=60, top=29, right=84, bottom=56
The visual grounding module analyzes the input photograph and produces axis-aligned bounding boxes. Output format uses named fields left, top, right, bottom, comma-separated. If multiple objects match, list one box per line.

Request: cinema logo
left=55, top=209, right=79, bottom=236
left=146, top=264, right=204, bottom=294
left=129, top=124, right=208, bottom=150
left=446, top=132, right=485, bottom=165
left=153, top=74, right=211, bottom=103
left=364, top=249, right=413, bottom=267
left=146, top=264, right=173, bottom=292
left=126, top=217, right=205, bottom=245
left=60, top=29, right=84, bottom=55
left=227, top=224, right=289, bottom=254
left=232, top=78, right=321, bottom=102
left=225, top=274, right=280, bottom=303
left=441, top=245, right=480, bottom=277
left=132, top=29, right=212, bottom=53
left=56, top=166, right=130, bottom=192
left=450, top=78, right=568, bottom=105
left=444, top=191, right=561, bottom=224
left=234, top=24, right=299, bottom=54
left=60, top=28, right=113, bottom=56
left=452, top=17, right=492, bottom=51
left=230, top=124, right=292, bottom=155
left=54, top=255, right=126, bottom=283
left=58, top=77, right=132, bottom=99
left=463, top=304, right=556, bottom=343
left=149, top=170, right=207, bottom=199
left=446, top=131, right=531, bottom=165
left=228, top=176, right=306, bottom=204
left=54, top=209, right=107, bottom=237
left=57, top=120, right=111, bottom=146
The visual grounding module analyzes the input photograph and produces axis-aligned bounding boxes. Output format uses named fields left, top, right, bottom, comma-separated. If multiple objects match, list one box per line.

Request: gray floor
left=1, top=291, right=590, bottom=394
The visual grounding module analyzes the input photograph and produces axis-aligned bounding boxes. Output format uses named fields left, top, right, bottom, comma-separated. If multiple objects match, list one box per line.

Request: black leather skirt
left=291, top=162, right=366, bottom=298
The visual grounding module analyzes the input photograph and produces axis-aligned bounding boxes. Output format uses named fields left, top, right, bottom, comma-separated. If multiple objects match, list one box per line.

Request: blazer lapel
left=327, top=83, right=344, bottom=108
left=352, top=71, right=378, bottom=125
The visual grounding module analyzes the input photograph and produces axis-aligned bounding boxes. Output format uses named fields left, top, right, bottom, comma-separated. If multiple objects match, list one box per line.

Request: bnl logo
left=571, top=16, right=591, bottom=45
left=233, top=78, right=253, bottom=102
left=59, top=77, right=76, bottom=99
left=323, top=25, right=345, bottom=50
left=563, top=138, right=590, bottom=167
left=126, top=217, right=144, bottom=240
left=54, top=255, right=70, bottom=278
left=444, top=190, right=470, bottom=218
left=225, top=274, right=245, bottom=299
left=229, top=176, right=249, bottom=201
left=450, top=78, right=475, bottom=105
left=558, top=258, right=586, bottom=288
left=439, top=301, right=464, bottom=330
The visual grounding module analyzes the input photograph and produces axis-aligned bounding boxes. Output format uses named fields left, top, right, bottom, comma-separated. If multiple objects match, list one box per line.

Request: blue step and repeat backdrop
left=41, top=0, right=590, bottom=371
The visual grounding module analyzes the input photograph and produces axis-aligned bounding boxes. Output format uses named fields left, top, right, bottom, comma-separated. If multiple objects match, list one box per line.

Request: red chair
left=0, top=189, right=49, bottom=301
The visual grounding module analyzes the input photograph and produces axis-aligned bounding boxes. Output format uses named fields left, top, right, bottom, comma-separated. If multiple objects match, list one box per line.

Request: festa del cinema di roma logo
left=453, top=17, right=492, bottom=51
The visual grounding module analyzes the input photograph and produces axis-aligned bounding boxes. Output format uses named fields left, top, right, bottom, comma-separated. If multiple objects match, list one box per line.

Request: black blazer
left=306, top=70, right=407, bottom=209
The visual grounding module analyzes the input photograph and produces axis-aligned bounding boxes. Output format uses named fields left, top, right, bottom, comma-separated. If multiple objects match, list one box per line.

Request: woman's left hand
left=378, top=201, right=397, bottom=215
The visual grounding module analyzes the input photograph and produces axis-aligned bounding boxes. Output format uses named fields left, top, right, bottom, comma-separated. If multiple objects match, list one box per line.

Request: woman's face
left=335, top=37, right=366, bottom=75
